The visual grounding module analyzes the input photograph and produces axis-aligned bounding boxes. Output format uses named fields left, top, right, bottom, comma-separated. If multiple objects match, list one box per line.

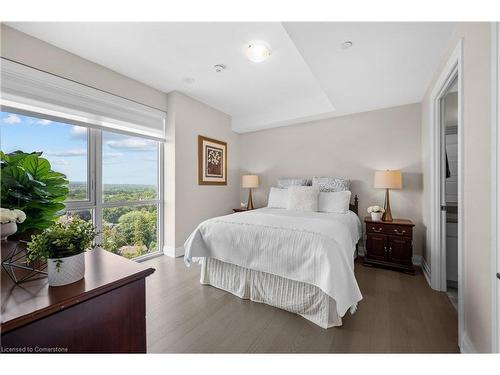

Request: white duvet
left=184, top=208, right=363, bottom=317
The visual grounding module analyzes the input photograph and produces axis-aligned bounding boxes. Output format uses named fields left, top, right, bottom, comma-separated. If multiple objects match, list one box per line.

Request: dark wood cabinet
left=363, top=217, right=415, bottom=274
left=1, top=245, right=155, bottom=353
left=366, top=233, right=387, bottom=261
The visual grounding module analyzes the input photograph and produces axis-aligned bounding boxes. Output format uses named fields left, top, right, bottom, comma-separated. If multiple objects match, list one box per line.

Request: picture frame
left=198, top=135, right=227, bottom=185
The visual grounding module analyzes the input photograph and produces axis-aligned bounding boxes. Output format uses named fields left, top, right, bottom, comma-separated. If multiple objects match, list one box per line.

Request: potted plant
left=27, top=214, right=98, bottom=287
left=1, top=151, right=69, bottom=237
left=367, top=205, right=385, bottom=221
left=1, top=208, right=26, bottom=240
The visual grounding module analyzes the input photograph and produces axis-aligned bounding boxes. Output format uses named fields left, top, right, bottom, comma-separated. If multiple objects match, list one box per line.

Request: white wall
left=165, top=91, right=241, bottom=251
left=421, top=22, right=492, bottom=352
left=239, top=103, right=424, bottom=256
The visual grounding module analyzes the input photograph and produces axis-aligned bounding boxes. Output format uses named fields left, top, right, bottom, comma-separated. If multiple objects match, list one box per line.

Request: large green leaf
left=1, top=165, right=30, bottom=186
left=1, top=151, right=69, bottom=235
left=21, top=155, right=51, bottom=181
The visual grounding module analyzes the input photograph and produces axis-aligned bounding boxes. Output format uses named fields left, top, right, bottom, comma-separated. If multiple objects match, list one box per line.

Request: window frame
left=96, top=129, right=164, bottom=261
left=1, top=107, right=164, bottom=261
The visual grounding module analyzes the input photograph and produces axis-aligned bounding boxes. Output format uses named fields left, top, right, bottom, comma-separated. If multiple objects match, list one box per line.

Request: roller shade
left=0, top=59, right=166, bottom=141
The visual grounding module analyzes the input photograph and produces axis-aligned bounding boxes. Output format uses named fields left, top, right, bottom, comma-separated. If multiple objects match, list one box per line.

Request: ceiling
left=7, top=22, right=456, bottom=133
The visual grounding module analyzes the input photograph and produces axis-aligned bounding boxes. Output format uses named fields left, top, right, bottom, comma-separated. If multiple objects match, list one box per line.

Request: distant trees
left=102, top=208, right=157, bottom=259
left=68, top=183, right=158, bottom=259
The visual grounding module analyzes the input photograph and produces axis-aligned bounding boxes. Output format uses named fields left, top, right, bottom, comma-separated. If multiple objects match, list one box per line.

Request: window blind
left=0, top=59, right=166, bottom=141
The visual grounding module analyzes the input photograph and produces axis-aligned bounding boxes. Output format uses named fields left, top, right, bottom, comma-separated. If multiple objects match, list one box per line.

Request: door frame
left=429, top=39, right=464, bottom=344
left=491, top=22, right=500, bottom=353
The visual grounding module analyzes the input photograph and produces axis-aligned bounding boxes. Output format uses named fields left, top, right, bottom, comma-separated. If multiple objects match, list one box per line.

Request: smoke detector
left=214, top=64, right=227, bottom=73
left=341, top=41, right=353, bottom=49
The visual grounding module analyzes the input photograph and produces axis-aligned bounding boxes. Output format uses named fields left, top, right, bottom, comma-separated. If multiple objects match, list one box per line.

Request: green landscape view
left=68, top=182, right=158, bottom=259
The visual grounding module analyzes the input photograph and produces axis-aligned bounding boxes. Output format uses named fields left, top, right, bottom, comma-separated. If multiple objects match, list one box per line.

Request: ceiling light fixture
left=341, top=41, right=353, bottom=49
left=244, top=41, right=271, bottom=63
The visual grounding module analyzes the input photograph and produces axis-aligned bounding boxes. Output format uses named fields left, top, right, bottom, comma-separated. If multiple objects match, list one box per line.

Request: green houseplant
left=0, top=151, right=69, bottom=236
left=28, top=214, right=98, bottom=286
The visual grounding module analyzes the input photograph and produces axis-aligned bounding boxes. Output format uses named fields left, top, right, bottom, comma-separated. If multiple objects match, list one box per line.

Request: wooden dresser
left=1, top=243, right=155, bottom=353
left=363, top=217, right=415, bottom=274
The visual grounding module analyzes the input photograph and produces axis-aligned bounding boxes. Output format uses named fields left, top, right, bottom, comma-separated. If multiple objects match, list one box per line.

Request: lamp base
left=246, top=188, right=254, bottom=210
left=382, top=188, right=393, bottom=222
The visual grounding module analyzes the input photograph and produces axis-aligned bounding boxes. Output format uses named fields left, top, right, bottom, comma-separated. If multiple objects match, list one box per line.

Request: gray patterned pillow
left=312, top=176, right=350, bottom=192
left=277, top=178, right=311, bottom=189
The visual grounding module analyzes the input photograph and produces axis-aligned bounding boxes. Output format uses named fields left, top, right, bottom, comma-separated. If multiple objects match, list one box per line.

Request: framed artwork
left=198, top=135, right=227, bottom=185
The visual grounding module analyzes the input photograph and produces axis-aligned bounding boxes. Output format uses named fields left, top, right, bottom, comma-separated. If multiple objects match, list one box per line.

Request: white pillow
left=312, top=176, right=350, bottom=192
left=318, top=191, right=352, bottom=213
left=287, top=186, right=319, bottom=212
left=267, top=187, right=288, bottom=208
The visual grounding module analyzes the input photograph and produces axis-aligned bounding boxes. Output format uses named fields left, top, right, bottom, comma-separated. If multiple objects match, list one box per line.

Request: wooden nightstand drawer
left=366, top=223, right=412, bottom=237
left=382, top=224, right=412, bottom=237
left=366, top=223, right=385, bottom=234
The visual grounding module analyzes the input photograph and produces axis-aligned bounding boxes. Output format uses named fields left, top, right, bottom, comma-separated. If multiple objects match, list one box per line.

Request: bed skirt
left=200, top=257, right=343, bottom=329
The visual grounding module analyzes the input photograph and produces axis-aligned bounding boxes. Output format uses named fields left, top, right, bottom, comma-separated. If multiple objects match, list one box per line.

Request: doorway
left=429, top=40, right=464, bottom=348
left=442, top=78, right=459, bottom=310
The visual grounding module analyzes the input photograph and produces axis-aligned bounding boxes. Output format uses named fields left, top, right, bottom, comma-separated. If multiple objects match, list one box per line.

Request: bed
left=184, top=195, right=362, bottom=329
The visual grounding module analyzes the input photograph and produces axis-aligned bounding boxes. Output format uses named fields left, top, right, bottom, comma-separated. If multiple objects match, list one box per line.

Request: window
left=0, top=111, right=90, bottom=202
left=0, top=109, right=163, bottom=260
left=101, top=131, right=161, bottom=259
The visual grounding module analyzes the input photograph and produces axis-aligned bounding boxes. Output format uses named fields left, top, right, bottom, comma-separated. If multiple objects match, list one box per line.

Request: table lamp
left=374, top=170, right=402, bottom=222
left=242, top=175, right=259, bottom=210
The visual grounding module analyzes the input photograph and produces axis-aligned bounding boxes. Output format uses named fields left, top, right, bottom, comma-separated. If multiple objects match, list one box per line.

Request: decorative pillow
left=267, top=187, right=288, bottom=209
left=312, top=176, right=350, bottom=192
left=318, top=191, right=352, bottom=213
left=277, top=178, right=311, bottom=189
left=287, top=186, right=319, bottom=212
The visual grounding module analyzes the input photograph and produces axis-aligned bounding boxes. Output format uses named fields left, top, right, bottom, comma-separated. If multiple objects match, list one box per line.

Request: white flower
left=367, top=205, right=385, bottom=214
left=0, top=208, right=16, bottom=224
left=57, top=214, right=74, bottom=227
left=12, top=209, right=26, bottom=223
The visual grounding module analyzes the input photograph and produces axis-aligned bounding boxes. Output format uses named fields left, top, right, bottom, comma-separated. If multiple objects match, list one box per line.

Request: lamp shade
left=242, top=174, right=259, bottom=188
left=374, top=170, right=402, bottom=189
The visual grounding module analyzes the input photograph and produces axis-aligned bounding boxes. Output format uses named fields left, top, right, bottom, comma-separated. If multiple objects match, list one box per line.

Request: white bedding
left=201, top=258, right=343, bottom=328
left=184, top=208, right=363, bottom=317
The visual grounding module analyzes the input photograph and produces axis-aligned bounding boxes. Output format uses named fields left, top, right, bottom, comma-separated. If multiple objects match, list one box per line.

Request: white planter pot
left=371, top=212, right=383, bottom=221
left=48, top=253, right=85, bottom=287
left=1, top=222, right=18, bottom=240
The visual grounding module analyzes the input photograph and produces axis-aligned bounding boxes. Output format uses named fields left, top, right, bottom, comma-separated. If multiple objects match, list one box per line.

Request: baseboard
left=460, top=332, right=477, bottom=353
left=357, top=246, right=366, bottom=257
left=412, top=255, right=423, bottom=266
left=163, top=246, right=185, bottom=258
left=421, top=257, right=432, bottom=287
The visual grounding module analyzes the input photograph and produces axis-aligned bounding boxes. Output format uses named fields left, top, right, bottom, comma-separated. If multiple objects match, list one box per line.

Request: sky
left=0, top=111, right=158, bottom=186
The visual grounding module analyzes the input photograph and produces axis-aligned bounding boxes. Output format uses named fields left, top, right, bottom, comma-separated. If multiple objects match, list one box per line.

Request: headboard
left=349, top=195, right=359, bottom=215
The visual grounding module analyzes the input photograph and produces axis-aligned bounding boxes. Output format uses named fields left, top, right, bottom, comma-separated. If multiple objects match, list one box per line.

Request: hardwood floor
left=144, top=256, right=459, bottom=353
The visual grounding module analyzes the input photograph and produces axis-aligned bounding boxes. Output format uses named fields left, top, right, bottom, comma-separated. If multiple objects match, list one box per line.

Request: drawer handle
left=394, top=229, right=406, bottom=235
left=372, top=227, right=382, bottom=233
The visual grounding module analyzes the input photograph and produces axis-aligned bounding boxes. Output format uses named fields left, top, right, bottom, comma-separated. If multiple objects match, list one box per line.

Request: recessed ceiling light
left=245, top=41, right=271, bottom=63
left=341, top=41, right=353, bottom=49
left=214, top=64, right=227, bottom=73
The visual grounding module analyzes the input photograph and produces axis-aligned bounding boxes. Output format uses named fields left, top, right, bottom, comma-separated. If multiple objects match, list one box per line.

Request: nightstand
left=363, top=217, right=415, bottom=274
left=232, top=207, right=254, bottom=213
